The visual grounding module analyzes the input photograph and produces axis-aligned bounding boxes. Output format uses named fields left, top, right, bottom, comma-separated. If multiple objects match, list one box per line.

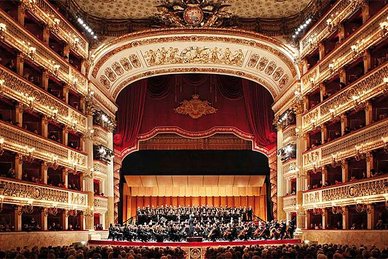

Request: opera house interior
left=0, top=0, right=387, bottom=258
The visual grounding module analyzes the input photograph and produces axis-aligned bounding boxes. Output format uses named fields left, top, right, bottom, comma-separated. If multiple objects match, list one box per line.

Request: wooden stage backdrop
left=122, top=194, right=267, bottom=221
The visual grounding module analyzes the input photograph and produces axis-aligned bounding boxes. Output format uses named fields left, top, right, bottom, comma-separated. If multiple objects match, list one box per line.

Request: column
left=106, top=131, right=115, bottom=227
left=295, top=103, right=306, bottom=237
left=15, top=154, right=23, bottom=179
left=16, top=54, right=24, bottom=76
left=338, top=24, right=346, bottom=42
left=365, top=102, right=373, bottom=126
left=41, top=116, right=48, bottom=138
left=63, top=85, right=70, bottom=104
left=62, top=127, right=69, bottom=146
left=15, top=103, right=23, bottom=127
left=304, top=133, right=310, bottom=151
left=14, top=206, right=22, bottom=231
left=341, top=160, right=348, bottom=182
left=361, top=2, right=370, bottom=23
left=367, top=204, right=375, bottom=230
left=339, top=68, right=347, bottom=85
left=303, top=96, right=309, bottom=112
left=84, top=114, right=94, bottom=230
left=366, top=152, right=374, bottom=178
left=62, top=210, right=69, bottom=230
left=62, top=168, right=68, bottom=188
left=319, top=83, right=326, bottom=103
left=321, top=166, right=328, bottom=186
left=42, top=26, right=50, bottom=45
left=100, top=213, right=106, bottom=230
left=318, top=42, right=325, bottom=60
left=322, top=208, right=328, bottom=229
left=342, top=206, right=349, bottom=229
left=17, top=4, right=25, bottom=26
left=41, top=209, right=48, bottom=231
left=42, top=70, right=49, bottom=90
left=363, top=50, right=372, bottom=73
left=340, top=114, right=348, bottom=136
left=277, top=126, right=285, bottom=220
left=305, top=210, right=311, bottom=229
left=321, top=124, right=327, bottom=144
left=41, top=161, right=48, bottom=184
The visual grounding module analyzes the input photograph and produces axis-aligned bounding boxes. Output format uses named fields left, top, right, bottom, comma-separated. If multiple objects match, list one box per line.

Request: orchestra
left=109, top=206, right=295, bottom=242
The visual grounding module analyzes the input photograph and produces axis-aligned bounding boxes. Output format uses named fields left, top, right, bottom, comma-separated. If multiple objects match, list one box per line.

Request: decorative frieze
left=0, top=121, right=87, bottom=171
left=93, top=161, right=109, bottom=176
left=0, top=66, right=87, bottom=134
left=93, top=126, right=109, bottom=147
left=282, top=126, right=297, bottom=146
left=303, top=176, right=388, bottom=208
left=0, top=177, right=88, bottom=209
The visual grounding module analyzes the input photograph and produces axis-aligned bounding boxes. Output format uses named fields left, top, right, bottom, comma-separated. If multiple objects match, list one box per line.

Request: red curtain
left=114, top=75, right=276, bottom=153
left=113, top=81, right=147, bottom=151
left=242, top=80, right=276, bottom=150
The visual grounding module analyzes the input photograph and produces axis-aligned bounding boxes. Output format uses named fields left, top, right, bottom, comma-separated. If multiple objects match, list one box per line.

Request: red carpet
left=88, top=239, right=301, bottom=247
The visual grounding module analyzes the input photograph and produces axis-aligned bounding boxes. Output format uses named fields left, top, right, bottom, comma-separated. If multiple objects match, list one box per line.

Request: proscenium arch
left=89, top=28, right=300, bottom=101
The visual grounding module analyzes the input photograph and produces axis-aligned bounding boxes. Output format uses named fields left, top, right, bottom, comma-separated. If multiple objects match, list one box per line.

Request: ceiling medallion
left=175, top=94, right=217, bottom=119
left=157, top=0, right=231, bottom=28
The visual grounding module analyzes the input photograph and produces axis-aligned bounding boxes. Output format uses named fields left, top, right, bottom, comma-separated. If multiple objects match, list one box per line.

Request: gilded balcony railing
left=93, top=161, right=108, bottom=176
left=283, top=125, right=297, bottom=146
left=303, top=175, right=388, bottom=208
left=0, top=177, right=88, bottom=209
left=93, top=125, right=109, bottom=147
left=283, top=195, right=297, bottom=211
left=303, top=118, right=388, bottom=171
left=0, top=121, right=87, bottom=171
left=94, top=195, right=108, bottom=212
left=283, top=160, right=298, bottom=179
left=0, top=65, right=87, bottom=134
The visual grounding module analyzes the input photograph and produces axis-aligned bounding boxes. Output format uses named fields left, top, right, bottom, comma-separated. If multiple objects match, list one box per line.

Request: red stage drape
left=242, top=80, right=277, bottom=150
left=114, top=75, right=276, bottom=153
left=113, top=80, right=147, bottom=150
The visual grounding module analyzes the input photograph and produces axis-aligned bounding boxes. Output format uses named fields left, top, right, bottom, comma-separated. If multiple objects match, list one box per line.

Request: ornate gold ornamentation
left=175, top=94, right=217, bottom=119
left=157, top=0, right=230, bottom=27
left=144, top=47, right=244, bottom=67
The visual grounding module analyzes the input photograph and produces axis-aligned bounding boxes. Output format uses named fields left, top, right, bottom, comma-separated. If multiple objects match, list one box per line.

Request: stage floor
left=88, top=239, right=301, bottom=247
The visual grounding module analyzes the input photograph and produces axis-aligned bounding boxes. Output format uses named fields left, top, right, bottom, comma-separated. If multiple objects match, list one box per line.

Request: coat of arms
left=174, top=94, right=217, bottom=119
left=157, top=0, right=231, bottom=27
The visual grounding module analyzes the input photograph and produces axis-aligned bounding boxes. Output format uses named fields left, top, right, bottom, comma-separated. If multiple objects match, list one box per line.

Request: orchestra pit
left=0, top=0, right=387, bottom=258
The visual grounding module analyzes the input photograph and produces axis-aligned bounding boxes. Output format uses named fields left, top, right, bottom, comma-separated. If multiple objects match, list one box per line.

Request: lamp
left=0, top=23, right=6, bottom=39
left=380, top=20, right=388, bottom=37
left=28, top=46, right=36, bottom=60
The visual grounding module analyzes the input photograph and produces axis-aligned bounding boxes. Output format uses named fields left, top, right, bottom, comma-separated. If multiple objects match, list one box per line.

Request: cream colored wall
left=302, top=230, right=388, bottom=249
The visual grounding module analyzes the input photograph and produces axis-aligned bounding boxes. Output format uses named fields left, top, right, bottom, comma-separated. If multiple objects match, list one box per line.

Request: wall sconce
left=380, top=20, right=388, bottom=38
left=0, top=137, right=4, bottom=156
left=0, top=79, right=4, bottom=94
left=26, top=95, right=35, bottom=109
left=326, top=17, right=337, bottom=32
left=328, top=62, right=335, bottom=74
left=329, top=108, right=336, bottom=118
left=53, top=64, right=60, bottom=75
left=25, top=146, right=35, bottom=162
left=49, top=107, right=58, bottom=120
left=311, top=118, right=316, bottom=129
left=51, top=155, right=58, bottom=170
left=72, top=77, right=78, bottom=88
left=309, top=77, right=315, bottom=87
left=383, top=78, right=388, bottom=93
left=28, top=46, right=36, bottom=60
left=0, top=23, right=6, bottom=39
left=73, top=37, right=80, bottom=49
left=352, top=95, right=360, bottom=105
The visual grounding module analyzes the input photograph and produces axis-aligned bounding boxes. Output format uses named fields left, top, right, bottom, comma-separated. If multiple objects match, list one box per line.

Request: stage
left=88, top=238, right=301, bottom=247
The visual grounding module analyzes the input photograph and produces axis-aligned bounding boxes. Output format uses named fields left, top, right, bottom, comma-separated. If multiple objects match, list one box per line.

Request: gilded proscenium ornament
left=144, top=47, right=244, bottom=67
left=175, top=94, right=217, bottom=119
left=157, top=0, right=231, bottom=27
